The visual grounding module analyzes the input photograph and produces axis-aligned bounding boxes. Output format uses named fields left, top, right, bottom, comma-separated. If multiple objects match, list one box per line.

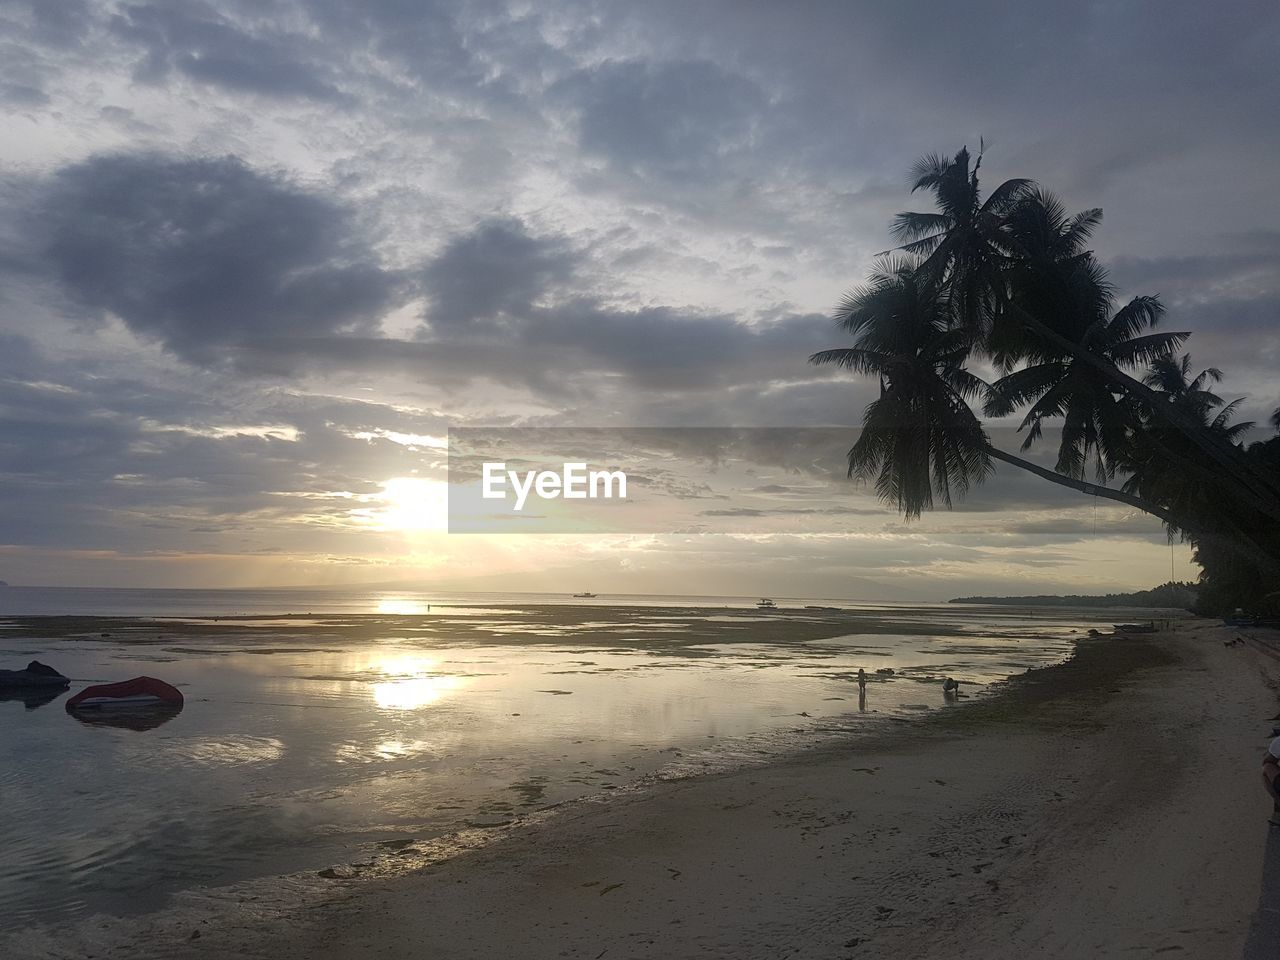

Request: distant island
left=949, top=581, right=1197, bottom=610
left=0, top=579, right=8, bottom=587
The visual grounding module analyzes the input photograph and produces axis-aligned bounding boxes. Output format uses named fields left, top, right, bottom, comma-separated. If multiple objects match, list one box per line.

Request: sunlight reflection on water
left=372, top=674, right=463, bottom=710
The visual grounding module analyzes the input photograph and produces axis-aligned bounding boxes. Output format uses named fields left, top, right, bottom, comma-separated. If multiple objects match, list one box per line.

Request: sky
left=0, top=0, right=1276, bottom=598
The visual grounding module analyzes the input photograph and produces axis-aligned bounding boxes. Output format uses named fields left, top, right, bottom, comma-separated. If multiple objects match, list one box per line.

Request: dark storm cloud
left=527, top=301, right=829, bottom=391
left=422, top=218, right=575, bottom=330
left=555, top=59, right=766, bottom=183
left=0, top=43, right=49, bottom=106
left=218, top=215, right=832, bottom=398
left=109, top=2, right=346, bottom=101
left=1109, top=240, right=1280, bottom=419
left=0, top=0, right=92, bottom=48
left=303, top=0, right=490, bottom=95
left=414, top=216, right=831, bottom=391
left=27, top=152, right=404, bottom=364
left=0, top=0, right=92, bottom=106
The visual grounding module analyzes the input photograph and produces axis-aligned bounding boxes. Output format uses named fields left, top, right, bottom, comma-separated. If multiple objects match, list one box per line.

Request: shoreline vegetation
left=6, top=618, right=1276, bottom=958
left=949, top=580, right=1198, bottom=609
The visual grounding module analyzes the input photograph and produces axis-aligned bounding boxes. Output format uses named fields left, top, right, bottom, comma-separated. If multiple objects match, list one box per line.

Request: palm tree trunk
left=985, top=445, right=1177, bottom=521
left=986, top=444, right=1280, bottom=577
left=1013, top=308, right=1280, bottom=524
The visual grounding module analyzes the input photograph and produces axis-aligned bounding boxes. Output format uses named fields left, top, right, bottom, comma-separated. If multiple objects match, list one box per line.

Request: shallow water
left=0, top=601, right=1154, bottom=929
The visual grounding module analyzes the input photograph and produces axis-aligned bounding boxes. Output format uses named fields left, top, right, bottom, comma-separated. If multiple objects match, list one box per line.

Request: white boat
left=756, top=598, right=777, bottom=609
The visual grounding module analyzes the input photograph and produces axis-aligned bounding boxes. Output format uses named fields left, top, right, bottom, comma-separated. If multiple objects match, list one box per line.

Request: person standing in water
left=1262, top=736, right=1280, bottom=824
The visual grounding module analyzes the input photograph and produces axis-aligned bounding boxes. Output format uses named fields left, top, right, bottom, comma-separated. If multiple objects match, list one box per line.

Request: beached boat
left=756, top=598, right=777, bottom=609
left=66, top=676, right=184, bottom=710
left=1113, top=622, right=1157, bottom=634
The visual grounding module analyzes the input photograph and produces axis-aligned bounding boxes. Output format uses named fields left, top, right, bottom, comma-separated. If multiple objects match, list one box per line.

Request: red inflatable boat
left=66, top=676, right=184, bottom=710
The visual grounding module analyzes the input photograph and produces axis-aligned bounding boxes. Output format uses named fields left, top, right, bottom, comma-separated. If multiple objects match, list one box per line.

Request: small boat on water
left=757, top=598, right=778, bottom=609
left=572, top=592, right=597, bottom=598
left=0, top=660, right=70, bottom=689
left=66, top=676, right=184, bottom=711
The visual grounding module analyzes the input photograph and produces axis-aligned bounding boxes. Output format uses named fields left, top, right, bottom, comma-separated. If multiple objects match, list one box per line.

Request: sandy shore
left=10, top=620, right=1278, bottom=959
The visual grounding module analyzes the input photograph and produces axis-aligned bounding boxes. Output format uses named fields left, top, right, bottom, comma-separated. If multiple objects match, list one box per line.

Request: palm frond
left=1107, top=331, right=1189, bottom=367
left=809, top=348, right=890, bottom=374
left=985, top=362, right=1066, bottom=416
left=1062, top=207, right=1104, bottom=248
left=890, top=211, right=952, bottom=243
left=1106, top=295, right=1165, bottom=342
left=907, top=151, right=959, bottom=194
left=1187, top=366, right=1224, bottom=391
left=980, top=177, right=1035, bottom=215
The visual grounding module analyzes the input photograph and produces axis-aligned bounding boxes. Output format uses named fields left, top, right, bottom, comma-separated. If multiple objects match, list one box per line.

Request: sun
left=372, top=477, right=448, bottom=532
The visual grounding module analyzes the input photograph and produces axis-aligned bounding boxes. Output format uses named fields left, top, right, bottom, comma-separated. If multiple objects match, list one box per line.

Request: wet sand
left=8, top=618, right=1275, bottom=959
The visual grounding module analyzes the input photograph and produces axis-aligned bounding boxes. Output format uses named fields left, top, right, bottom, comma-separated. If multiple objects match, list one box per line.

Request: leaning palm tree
left=984, top=234, right=1188, bottom=482
left=888, top=145, right=1033, bottom=342
left=1118, top=355, right=1254, bottom=533
left=816, top=148, right=1280, bottom=591
left=890, top=149, right=1280, bottom=524
left=810, top=260, right=1183, bottom=525
left=809, top=260, right=991, bottom=518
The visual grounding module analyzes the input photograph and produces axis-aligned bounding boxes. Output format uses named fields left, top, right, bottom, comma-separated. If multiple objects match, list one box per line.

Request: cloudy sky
left=0, top=0, right=1275, bottom=598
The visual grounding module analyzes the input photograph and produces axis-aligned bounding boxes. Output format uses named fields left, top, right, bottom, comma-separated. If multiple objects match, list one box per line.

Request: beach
left=5, top=616, right=1276, bottom=959
left=0, top=600, right=1085, bottom=927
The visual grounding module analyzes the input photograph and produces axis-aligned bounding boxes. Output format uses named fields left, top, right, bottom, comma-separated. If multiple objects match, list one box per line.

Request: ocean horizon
left=0, top=584, right=964, bottom=618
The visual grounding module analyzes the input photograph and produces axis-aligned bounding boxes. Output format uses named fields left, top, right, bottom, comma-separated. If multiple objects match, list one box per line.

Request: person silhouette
left=1262, top=736, right=1280, bottom=825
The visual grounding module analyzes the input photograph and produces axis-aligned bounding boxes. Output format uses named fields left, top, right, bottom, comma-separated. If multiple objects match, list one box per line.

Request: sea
left=0, top=586, right=1183, bottom=933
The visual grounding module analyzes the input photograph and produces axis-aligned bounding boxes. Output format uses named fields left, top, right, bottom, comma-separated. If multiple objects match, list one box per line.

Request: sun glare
left=372, top=675, right=460, bottom=710
left=375, top=597, right=428, bottom=615
left=370, top=477, right=447, bottom=532
left=369, top=654, right=464, bottom=710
